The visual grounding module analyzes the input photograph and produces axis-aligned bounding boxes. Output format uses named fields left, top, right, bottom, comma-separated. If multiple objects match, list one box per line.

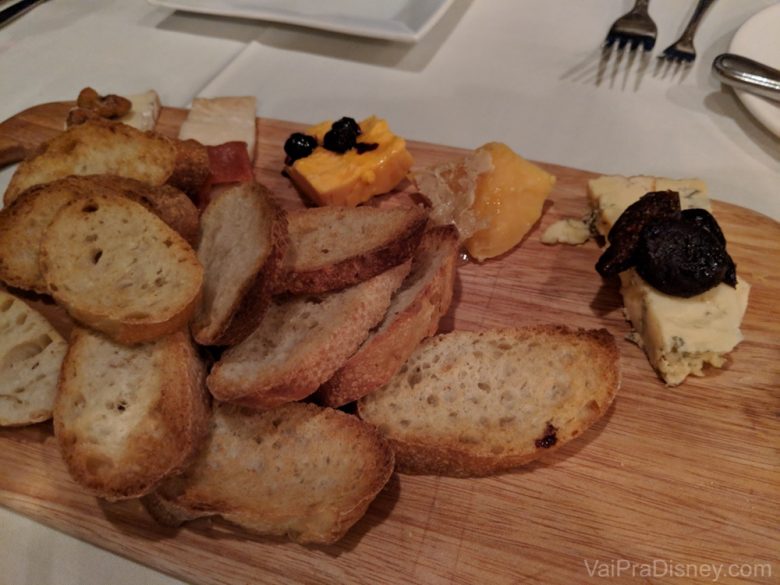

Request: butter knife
left=712, top=53, right=780, bottom=102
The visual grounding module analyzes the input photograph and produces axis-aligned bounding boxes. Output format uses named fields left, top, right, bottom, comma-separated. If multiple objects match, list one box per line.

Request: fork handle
left=632, top=0, right=650, bottom=14
left=677, top=0, right=718, bottom=43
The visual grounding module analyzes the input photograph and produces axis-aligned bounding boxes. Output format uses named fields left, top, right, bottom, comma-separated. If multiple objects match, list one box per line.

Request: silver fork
left=660, top=0, right=718, bottom=63
left=604, top=0, right=657, bottom=52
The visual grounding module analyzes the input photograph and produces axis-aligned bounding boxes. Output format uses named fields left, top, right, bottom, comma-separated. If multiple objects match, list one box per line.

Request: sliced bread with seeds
left=54, top=328, right=211, bottom=500
left=39, top=194, right=203, bottom=345
left=143, top=401, right=394, bottom=545
left=0, top=175, right=198, bottom=293
left=208, top=261, right=410, bottom=410
left=191, top=182, right=288, bottom=346
left=358, top=326, right=620, bottom=477
left=275, top=205, right=427, bottom=294
left=317, top=226, right=459, bottom=407
left=0, top=290, right=68, bottom=426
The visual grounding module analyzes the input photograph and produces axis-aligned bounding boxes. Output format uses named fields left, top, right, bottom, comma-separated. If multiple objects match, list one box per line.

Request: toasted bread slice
left=0, top=290, right=68, bottom=426
left=208, top=262, right=410, bottom=410
left=4, top=121, right=209, bottom=205
left=40, top=194, right=203, bottom=345
left=276, top=205, right=427, bottom=295
left=191, top=182, right=288, bottom=346
left=358, top=326, right=620, bottom=477
left=53, top=328, right=210, bottom=500
left=0, top=175, right=199, bottom=293
left=318, top=226, right=459, bottom=407
left=143, top=402, right=393, bottom=545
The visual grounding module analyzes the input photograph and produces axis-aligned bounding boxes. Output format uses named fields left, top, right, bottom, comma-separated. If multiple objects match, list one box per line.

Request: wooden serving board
left=1, top=105, right=778, bottom=585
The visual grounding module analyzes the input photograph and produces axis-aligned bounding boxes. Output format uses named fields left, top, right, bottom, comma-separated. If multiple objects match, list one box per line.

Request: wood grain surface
left=0, top=105, right=778, bottom=585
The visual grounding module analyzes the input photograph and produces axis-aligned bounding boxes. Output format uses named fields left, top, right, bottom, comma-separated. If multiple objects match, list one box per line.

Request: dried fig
left=635, top=218, right=735, bottom=297
left=596, top=190, right=680, bottom=277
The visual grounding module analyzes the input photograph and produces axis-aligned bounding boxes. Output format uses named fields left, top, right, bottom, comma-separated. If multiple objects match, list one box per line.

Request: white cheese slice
left=178, top=96, right=257, bottom=160
left=588, top=175, right=749, bottom=386
left=119, top=90, right=161, bottom=132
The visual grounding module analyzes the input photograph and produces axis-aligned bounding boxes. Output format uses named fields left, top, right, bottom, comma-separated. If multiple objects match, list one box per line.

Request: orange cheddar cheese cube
left=286, top=116, right=413, bottom=207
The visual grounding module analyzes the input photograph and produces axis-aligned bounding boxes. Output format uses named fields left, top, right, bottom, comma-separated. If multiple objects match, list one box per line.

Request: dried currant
left=284, top=132, right=318, bottom=163
left=331, top=116, right=361, bottom=137
left=596, top=191, right=681, bottom=277
left=635, top=218, right=735, bottom=297
left=322, top=117, right=362, bottom=153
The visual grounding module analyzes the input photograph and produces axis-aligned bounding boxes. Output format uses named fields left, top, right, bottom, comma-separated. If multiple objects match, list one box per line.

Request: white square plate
left=146, top=0, right=454, bottom=43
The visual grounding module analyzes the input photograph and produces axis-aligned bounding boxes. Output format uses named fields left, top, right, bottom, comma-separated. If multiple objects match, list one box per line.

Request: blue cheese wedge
left=588, top=175, right=749, bottom=386
left=541, top=217, right=592, bottom=245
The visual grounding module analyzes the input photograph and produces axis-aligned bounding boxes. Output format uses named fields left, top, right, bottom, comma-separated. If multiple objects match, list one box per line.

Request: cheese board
left=0, top=104, right=778, bottom=584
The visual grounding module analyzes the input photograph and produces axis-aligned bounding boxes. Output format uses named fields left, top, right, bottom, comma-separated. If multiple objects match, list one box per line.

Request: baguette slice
left=54, top=328, right=211, bottom=500
left=4, top=120, right=209, bottom=205
left=191, top=182, right=287, bottom=346
left=0, top=175, right=199, bottom=293
left=318, top=226, right=459, bottom=407
left=0, top=290, right=68, bottom=426
left=358, top=326, right=620, bottom=477
left=40, top=194, right=203, bottom=345
left=276, top=205, right=427, bottom=295
left=208, top=262, right=410, bottom=410
left=143, top=402, right=394, bottom=545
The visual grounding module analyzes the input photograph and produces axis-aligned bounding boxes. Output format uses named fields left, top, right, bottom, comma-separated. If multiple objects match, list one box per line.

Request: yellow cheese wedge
left=286, top=116, right=413, bottom=207
left=465, top=143, right=555, bottom=261
left=411, top=142, right=555, bottom=262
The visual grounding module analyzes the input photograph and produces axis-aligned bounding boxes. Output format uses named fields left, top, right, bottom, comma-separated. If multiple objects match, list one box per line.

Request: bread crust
left=4, top=121, right=209, bottom=205
left=167, top=137, right=210, bottom=199
left=191, top=183, right=289, bottom=347
left=277, top=206, right=427, bottom=295
left=208, top=262, right=410, bottom=410
left=53, top=328, right=211, bottom=500
left=143, top=402, right=394, bottom=545
left=318, top=226, right=459, bottom=407
left=358, top=326, right=620, bottom=477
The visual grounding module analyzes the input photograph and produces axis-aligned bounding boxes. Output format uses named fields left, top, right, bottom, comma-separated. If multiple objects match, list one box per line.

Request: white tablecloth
left=0, top=1, right=777, bottom=584
left=194, top=0, right=779, bottom=219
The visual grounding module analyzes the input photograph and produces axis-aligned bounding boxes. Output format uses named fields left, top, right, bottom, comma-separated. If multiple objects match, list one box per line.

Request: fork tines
left=660, top=44, right=695, bottom=63
left=605, top=31, right=656, bottom=52
left=603, top=0, right=658, bottom=53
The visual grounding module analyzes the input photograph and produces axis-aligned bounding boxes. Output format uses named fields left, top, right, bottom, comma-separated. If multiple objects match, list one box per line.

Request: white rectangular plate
left=146, top=0, right=453, bottom=43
